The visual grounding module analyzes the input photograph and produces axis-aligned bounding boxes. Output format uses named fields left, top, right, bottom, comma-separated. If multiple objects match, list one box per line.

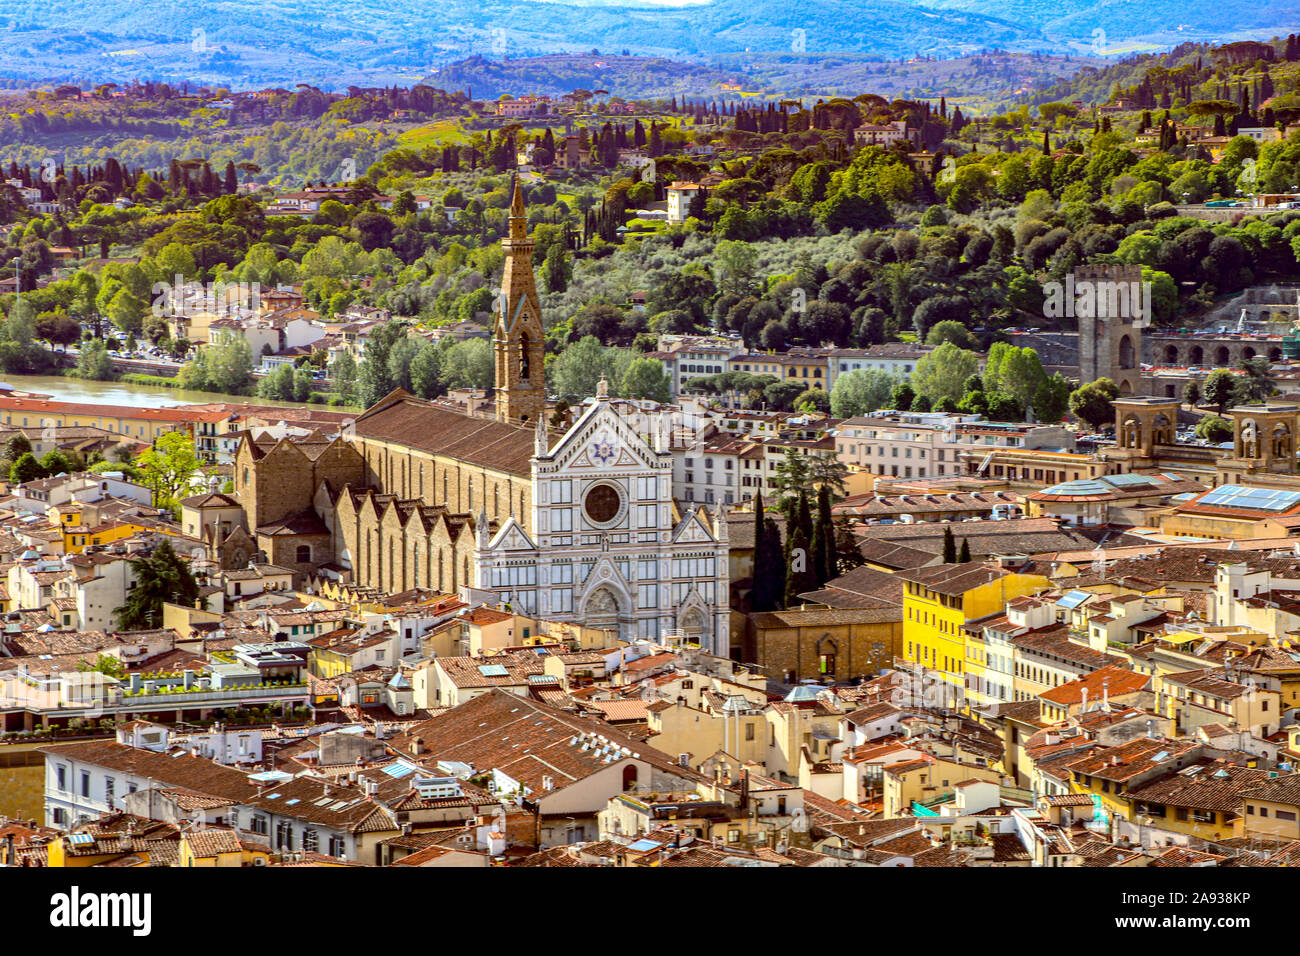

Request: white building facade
left=473, top=396, right=729, bottom=654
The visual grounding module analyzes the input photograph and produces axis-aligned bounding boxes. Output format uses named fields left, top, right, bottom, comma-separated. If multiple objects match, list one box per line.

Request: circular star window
left=584, top=484, right=622, bottom=525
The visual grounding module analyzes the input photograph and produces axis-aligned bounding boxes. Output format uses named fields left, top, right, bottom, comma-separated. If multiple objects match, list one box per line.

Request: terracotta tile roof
left=844, top=701, right=902, bottom=725
left=1041, top=794, right=1094, bottom=807
left=353, top=391, right=536, bottom=476
left=897, top=561, right=1020, bottom=597
left=37, top=742, right=260, bottom=803
left=1149, top=845, right=1228, bottom=867
left=1123, top=763, right=1269, bottom=813
left=388, top=689, right=705, bottom=797
left=1039, top=664, right=1150, bottom=707
left=1063, top=738, right=1199, bottom=784
left=582, top=699, right=650, bottom=722
left=1239, top=773, right=1300, bottom=808
left=1160, top=668, right=1260, bottom=700
left=1008, top=628, right=1114, bottom=670
left=436, top=651, right=544, bottom=688
left=184, top=829, right=243, bottom=858
left=750, top=606, right=902, bottom=628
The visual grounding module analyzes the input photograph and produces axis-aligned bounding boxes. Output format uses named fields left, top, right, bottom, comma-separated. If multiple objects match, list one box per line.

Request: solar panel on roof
left=1056, top=590, right=1092, bottom=609
left=477, top=664, right=509, bottom=678
left=382, top=761, right=417, bottom=778
left=1104, top=472, right=1156, bottom=487
left=627, top=839, right=660, bottom=852
left=67, top=833, right=94, bottom=845
left=1198, top=485, right=1300, bottom=512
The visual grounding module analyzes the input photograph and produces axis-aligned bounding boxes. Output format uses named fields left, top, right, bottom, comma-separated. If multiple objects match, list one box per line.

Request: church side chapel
left=220, top=179, right=730, bottom=653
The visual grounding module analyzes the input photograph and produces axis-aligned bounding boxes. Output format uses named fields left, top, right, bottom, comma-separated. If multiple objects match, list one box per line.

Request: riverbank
left=0, top=373, right=359, bottom=411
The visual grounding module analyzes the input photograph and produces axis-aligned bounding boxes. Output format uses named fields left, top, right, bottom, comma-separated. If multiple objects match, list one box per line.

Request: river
left=0, top=374, right=323, bottom=411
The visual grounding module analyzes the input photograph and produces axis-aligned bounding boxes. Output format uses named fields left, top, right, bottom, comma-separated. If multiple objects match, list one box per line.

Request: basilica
left=210, top=180, right=730, bottom=653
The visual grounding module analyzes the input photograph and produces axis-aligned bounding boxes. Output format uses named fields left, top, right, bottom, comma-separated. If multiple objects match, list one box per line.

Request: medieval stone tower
left=1076, top=263, right=1144, bottom=396
left=494, top=177, right=546, bottom=425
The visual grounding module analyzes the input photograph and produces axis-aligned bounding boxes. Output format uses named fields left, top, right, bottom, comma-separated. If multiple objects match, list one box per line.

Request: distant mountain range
left=0, top=0, right=1295, bottom=89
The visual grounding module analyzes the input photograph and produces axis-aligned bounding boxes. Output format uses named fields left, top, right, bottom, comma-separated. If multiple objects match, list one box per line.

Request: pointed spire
left=508, top=173, right=527, bottom=239
left=534, top=416, right=548, bottom=457
left=476, top=505, right=491, bottom=549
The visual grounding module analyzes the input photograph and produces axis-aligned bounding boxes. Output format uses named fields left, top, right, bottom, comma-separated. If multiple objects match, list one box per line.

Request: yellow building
left=179, top=829, right=271, bottom=867
left=1120, top=763, right=1267, bottom=842
left=0, top=396, right=227, bottom=444
left=644, top=697, right=768, bottom=770
left=61, top=517, right=146, bottom=554
left=46, top=828, right=177, bottom=867
left=1159, top=484, right=1300, bottom=541
left=1155, top=667, right=1282, bottom=737
left=1062, top=738, right=1201, bottom=824
left=899, top=563, right=1050, bottom=703
left=1240, top=775, right=1300, bottom=839
left=881, top=755, right=1000, bottom=817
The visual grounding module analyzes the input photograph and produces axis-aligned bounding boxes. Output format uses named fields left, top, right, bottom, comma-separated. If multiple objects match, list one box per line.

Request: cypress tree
left=751, top=493, right=772, bottom=609
left=812, top=484, right=833, bottom=586
left=751, top=510, right=787, bottom=613
left=794, top=491, right=814, bottom=560
left=784, top=527, right=817, bottom=608
left=943, top=526, right=957, bottom=563
left=763, top=517, right=787, bottom=609
left=833, top=516, right=865, bottom=575
left=959, top=538, right=971, bottom=562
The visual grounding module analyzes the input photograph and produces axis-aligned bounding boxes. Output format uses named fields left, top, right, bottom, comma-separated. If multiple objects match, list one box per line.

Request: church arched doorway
left=679, top=607, right=706, bottom=645
left=584, top=586, right=623, bottom=631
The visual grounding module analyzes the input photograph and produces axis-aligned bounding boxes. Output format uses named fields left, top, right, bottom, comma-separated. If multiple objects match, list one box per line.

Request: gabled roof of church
left=243, top=431, right=343, bottom=463
left=255, top=508, right=330, bottom=537
left=545, top=393, right=665, bottom=469
left=181, top=491, right=240, bottom=509
left=486, top=515, right=537, bottom=552
left=352, top=390, right=536, bottom=476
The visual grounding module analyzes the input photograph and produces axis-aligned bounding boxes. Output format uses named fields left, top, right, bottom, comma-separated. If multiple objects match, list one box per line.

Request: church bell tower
left=494, top=177, right=546, bottom=426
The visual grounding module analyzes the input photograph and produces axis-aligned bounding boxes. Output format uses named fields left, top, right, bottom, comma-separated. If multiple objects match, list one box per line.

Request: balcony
left=121, top=682, right=308, bottom=706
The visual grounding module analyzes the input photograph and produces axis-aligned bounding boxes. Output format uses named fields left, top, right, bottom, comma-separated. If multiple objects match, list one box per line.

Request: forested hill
left=1013, top=37, right=1300, bottom=111
left=428, top=56, right=754, bottom=101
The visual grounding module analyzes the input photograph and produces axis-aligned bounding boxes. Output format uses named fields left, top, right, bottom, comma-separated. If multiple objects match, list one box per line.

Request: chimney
left=412, top=736, right=424, bottom=757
